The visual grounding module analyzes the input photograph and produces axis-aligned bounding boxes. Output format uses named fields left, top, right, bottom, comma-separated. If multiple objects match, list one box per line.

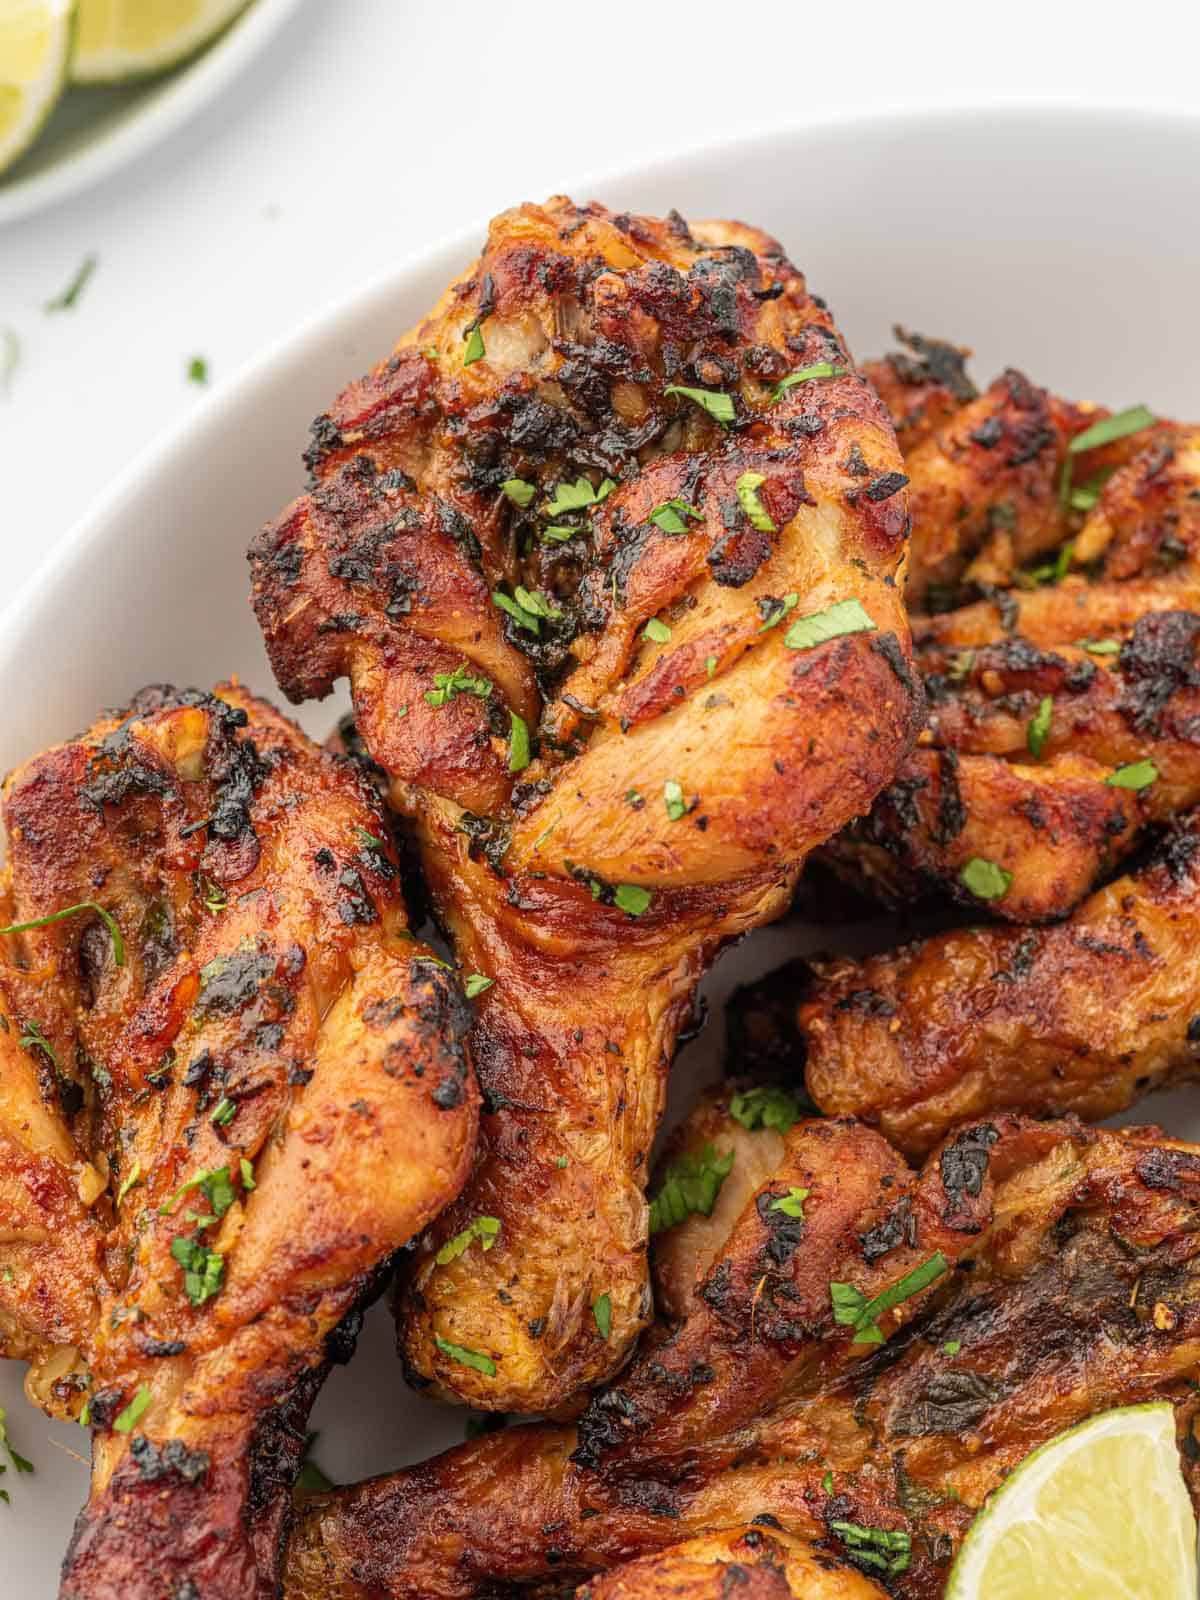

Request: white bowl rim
left=0, top=0, right=308, bottom=227
left=9, top=95, right=1200, bottom=648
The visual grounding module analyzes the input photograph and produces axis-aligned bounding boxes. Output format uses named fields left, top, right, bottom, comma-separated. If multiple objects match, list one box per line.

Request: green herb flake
left=46, top=254, right=97, bottom=313
left=425, top=663, right=493, bottom=707
left=170, top=1235, right=226, bottom=1305
left=1107, top=759, right=1158, bottom=791
left=115, top=1159, right=142, bottom=1210
left=663, top=780, right=687, bottom=821
left=210, top=1096, right=237, bottom=1127
left=435, top=1335, right=497, bottom=1376
left=784, top=598, right=877, bottom=652
left=501, top=478, right=536, bottom=508
left=830, top=1250, right=949, bottom=1346
left=1, top=328, right=19, bottom=396
left=463, top=325, right=486, bottom=367
left=943, top=1340, right=962, bottom=1355
left=1082, top=638, right=1121, bottom=655
left=770, top=1186, right=810, bottom=1219
left=736, top=471, right=776, bottom=533
left=464, top=974, right=494, bottom=999
left=18, top=1020, right=58, bottom=1070
left=240, top=1157, right=256, bottom=1191
left=507, top=709, right=532, bottom=775
left=947, top=649, right=976, bottom=681
left=613, top=884, right=652, bottom=917
left=592, top=1292, right=612, bottom=1340
left=648, top=498, right=702, bottom=535
left=545, top=476, right=609, bottom=517
left=649, top=1144, right=735, bottom=1234
left=1068, top=404, right=1156, bottom=458
left=0, top=899, right=124, bottom=966
left=112, top=1384, right=152, bottom=1434
left=493, top=590, right=542, bottom=635
left=729, top=1085, right=804, bottom=1134
left=436, top=1215, right=501, bottom=1266
left=757, top=593, right=799, bottom=633
left=296, top=1431, right=335, bottom=1493
left=829, top=1521, right=912, bottom=1578
left=643, top=618, right=672, bottom=644
left=705, top=655, right=718, bottom=678
left=0, top=1408, right=34, bottom=1475
left=187, top=356, right=209, bottom=385
left=1027, top=695, right=1053, bottom=759
left=663, top=384, right=735, bottom=425
left=770, top=361, right=846, bottom=403
left=541, top=525, right=579, bottom=544
left=959, top=857, right=1012, bottom=901
left=160, top=1165, right=235, bottom=1219
left=555, top=1155, right=569, bottom=1169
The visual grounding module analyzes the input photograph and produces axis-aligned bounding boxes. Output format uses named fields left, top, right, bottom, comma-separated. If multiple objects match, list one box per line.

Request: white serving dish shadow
left=4, top=102, right=1200, bottom=1591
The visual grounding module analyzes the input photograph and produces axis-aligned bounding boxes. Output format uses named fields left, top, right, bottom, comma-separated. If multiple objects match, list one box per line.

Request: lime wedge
left=0, top=0, right=72, bottom=178
left=947, top=1402, right=1197, bottom=1600
left=70, top=0, right=249, bottom=83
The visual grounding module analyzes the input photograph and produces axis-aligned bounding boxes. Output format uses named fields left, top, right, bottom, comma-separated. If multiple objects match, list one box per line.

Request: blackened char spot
left=860, top=1195, right=915, bottom=1263
left=1135, top=1147, right=1200, bottom=1193
left=939, top=1124, right=998, bottom=1214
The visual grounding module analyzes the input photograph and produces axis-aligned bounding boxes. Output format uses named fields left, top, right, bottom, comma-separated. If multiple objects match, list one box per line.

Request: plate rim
left=0, top=0, right=309, bottom=227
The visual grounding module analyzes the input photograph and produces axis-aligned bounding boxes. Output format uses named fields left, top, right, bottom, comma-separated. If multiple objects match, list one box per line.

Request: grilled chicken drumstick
left=0, top=684, right=476, bottom=1600
left=577, top=1527, right=888, bottom=1600
left=250, top=197, right=920, bottom=1411
left=830, top=331, right=1200, bottom=922
left=282, top=1089, right=1200, bottom=1600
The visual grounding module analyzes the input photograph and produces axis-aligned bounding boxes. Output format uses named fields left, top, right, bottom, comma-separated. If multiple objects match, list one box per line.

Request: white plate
left=0, top=0, right=307, bottom=226
left=4, top=103, right=1200, bottom=1595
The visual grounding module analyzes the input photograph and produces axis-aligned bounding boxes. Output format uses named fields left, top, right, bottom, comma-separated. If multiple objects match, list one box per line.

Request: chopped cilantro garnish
left=1027, top=695, right=1053, bottom=759
left=0, top=1408, right=34, bottom=1474
left=435, top=1335, right=496, bottom=1376
left=648, top=498, right=702, bottom=535
left=943, top=1339, right=962, bottom=1355
left=736, top=471, right=776, bottom=532
left=947, top=649, right=976, bottom=681
left=830, top=1251, right=949, bottom=1345
left=705, top=655, right=718, bottom=678
left=171, top=1235, right=225, bottom=1305
left=112, top=1385, right=152, bottom=1434
left=643, top=617, right=672, bottom=644
left=783, top=598, right=876, bottom=652
left=115, top=1159, right=142, bottom=1210
left=1082, top=638, right=1120, bottom=655
left=555, top=1155, right=569, bottom=1169
left=770, top=1186, right=809, bottom=1219
left=1060, top=405, right=1155, bottom=505
left=769, top=361, right=845, bottom=402
left=436, top=1214, right=501, bottom=1265
left=960, top=857, right=1012, bottom=900
left=663, top=780, right=686, bottom=821
left=729, top=1084, right=804, bottom=1134
left=18, top=1020, right=58, bottom=1069
left=508, top=710, right=531, bottom=774
left=545, top=476, right=614, bottom=516
left=648, top=1144, right=735, bottom=1234
left=425, top=663, right=493, bottom=707
left=541, top=525, right=579, bottom=543
left=464, top=974, right=494, bottom=999
left=829, top=1521, right=912, bottom=1577
left=0, top=900, right=124, bottom=966
left=501, top=478, right=536, bottom=507
left=613, top=884, right=652, bottom=917
left=625, top=788, right=644, bottom=808
left=187, top=357, right=209, bottom=385
left=493, top=591, right=543, bottom=635
left=463, top=325, right=485, bottom=366
left=592, top=1292, right=612, bottom=1339
left=757, top=593, right=799, bottom=633
left=197, top=873, right=228, bottom=914
left=240, top=1157, right=255, bottom=1191
left=45, top=254, right=97, bottom=313
left=159, top=1166, right=235, bottom=1219
left=663, top=384, right=735, bottom=424
left=210, top=1097, right=237, bottom=1127
left=822, top=1470, right=834, bottom=1494
left=1107, top=759, right=1158, bottom=791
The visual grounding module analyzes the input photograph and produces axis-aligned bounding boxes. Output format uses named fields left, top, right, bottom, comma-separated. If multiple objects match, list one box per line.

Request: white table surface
left=2, top=0, right=1200, bottom=598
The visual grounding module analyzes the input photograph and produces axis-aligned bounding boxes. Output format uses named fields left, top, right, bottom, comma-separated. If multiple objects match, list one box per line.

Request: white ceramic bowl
left=0, top=0, right=307, bottom=226
left=5, top=104, right=1200, bottom=1594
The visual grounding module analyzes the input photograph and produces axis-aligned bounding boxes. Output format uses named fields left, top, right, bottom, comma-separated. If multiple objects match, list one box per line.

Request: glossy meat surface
left=832, top=332, right=1200, bottom=922
left=0, top=685, right=476, bottom=1600
left=250, top=197, right=920, bottom=1409
left=282, top=1094, right=1200, bottom=1600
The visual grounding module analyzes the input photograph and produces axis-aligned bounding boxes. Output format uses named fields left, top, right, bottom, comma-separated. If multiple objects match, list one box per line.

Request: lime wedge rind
left=69, top=0, right=251, bottom=85
left=947, top=1402, right=1197, bottom=1600
left=0, top=0, right=74, bottom=179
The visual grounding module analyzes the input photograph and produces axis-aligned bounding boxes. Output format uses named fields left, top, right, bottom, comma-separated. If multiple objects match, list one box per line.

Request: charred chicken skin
left=282, top=1089, right=1200, bottom=1600
left=0, top=684, right=476, bottom=1600
left=250, top=197, right=920, bottom=1411
left=577, top=1527, right=888, bottom=1600
left=833, top=331, right=1200, bottom=922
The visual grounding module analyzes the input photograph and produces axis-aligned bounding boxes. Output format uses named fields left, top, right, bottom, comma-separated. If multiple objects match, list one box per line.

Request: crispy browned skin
left=831, top=330, right=1200, bottom=921
left=860, top=328, right=978, bottom=457
left=250, top=197, right=919, bottom=1410
left=577, top=1527, right=887, bottom=1600
left=802, top=811, right=1200, bottom=1154
left=0, top=684, right=476, bottom=1600
left=282, top=1095, right=1200, bottom=1600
